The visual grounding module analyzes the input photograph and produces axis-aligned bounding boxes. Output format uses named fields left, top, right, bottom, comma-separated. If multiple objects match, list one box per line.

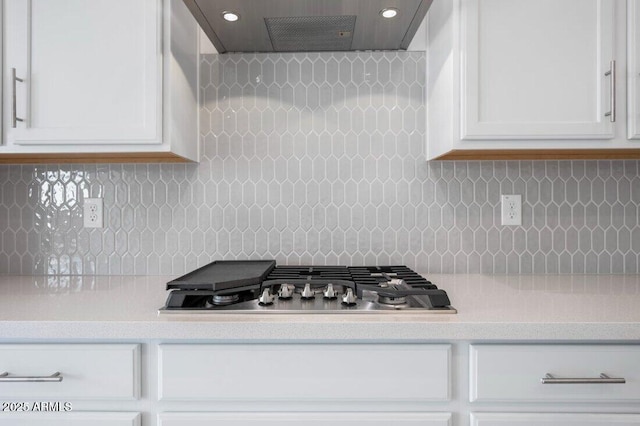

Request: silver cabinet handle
left=541, top=373, right=625, bottom=384
left=604, top=60, right=616, bottom=122
left=11, top=68, right=25, bottom=128
left=0, top=372, right=63, bottom=383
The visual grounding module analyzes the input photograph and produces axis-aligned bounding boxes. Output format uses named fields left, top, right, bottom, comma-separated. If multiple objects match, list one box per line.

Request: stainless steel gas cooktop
left=159, top=260, right=456, bottom=314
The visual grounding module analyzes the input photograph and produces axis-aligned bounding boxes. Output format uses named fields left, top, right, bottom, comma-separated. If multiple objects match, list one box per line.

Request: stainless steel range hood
left=183, top=0, right=433, bottom=53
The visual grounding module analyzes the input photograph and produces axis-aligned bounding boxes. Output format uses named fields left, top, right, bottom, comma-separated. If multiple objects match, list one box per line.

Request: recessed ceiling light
left=380, top=8, right=399, bottom=18
left=222, top=11, right=240, bottom=22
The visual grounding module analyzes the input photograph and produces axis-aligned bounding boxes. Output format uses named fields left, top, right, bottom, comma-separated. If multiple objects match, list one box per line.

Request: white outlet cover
left=501, top=194, right=522, bottom=226
left=83, top=198, right=103, bottom=228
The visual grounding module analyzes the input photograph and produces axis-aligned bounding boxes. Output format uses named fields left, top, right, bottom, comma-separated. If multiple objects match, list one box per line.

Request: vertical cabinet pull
left=0, top=371, right=63, bottom=382
left=604, top=60, right=616, bottom=122
left=541, top=373, right=625, bottom=384
left=11, top=68, right=25, bottom=128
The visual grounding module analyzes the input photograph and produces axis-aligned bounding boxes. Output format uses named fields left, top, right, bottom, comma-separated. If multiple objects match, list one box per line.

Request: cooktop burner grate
left=347, top=266, right=437, bottom=289
left=265, top=266, right=352, bottom=281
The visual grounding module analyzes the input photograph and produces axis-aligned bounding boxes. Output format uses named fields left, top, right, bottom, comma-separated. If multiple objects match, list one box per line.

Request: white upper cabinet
left=1, top=0, right=199, bottom=163
left=6, top=0, right=159, bottom=145
left=426, top=0, right=640, bottom=160
left=628, top=0, right=640, bottom=138
left=0, top=4, right=3, bottom=145
left=462, top=0, right=615, bottom=140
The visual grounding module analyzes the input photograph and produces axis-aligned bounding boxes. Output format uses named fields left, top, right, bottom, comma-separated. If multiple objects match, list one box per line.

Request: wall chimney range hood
left=183, top=0, right=433, bottom=53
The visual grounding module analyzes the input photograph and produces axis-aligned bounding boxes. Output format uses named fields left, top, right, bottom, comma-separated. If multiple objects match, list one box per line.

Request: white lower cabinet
left=469, top=345, right=640, bottom=426
left=158, top=413, right=453, bottom=426
left=159, top=344, right=451, bottom=402
left=6, top=342, right=640, bottom=425
left=469, top=344, right=640, bottom=402
left=0, top=344, right=140, bottom=399
left=157, top=344, right=451, bottom=426
left=0, top=344, right=140, bottom=426
left=0, top=412, right=140, bottom=426
left=471, top=413, right=640, bottom=426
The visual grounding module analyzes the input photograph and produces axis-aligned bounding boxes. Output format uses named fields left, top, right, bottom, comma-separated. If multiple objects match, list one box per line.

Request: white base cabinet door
left=0, top=412, right=140, bottom=426
left=0, top=344, right=140, bottom=400
left=159, top=344, right=450, bottom=402
left=470, top=345, right=640, bottom=403
left=471, top=413, right=640, bottom=426
left=158, top=413, right=453, bottom=426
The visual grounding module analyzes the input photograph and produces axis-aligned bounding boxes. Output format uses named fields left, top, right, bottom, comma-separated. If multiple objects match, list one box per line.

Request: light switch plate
left=501, top=194, right=522, bottom=226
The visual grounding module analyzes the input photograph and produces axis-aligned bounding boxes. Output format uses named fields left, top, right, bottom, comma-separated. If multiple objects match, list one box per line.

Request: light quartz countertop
left=0, top=274, right=639, bottom=341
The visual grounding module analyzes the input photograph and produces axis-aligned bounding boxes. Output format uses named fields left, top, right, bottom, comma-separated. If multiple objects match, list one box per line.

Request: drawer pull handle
left=541, top=373, right=625, bottom=384
left=0, top=371, right=63, bottom=383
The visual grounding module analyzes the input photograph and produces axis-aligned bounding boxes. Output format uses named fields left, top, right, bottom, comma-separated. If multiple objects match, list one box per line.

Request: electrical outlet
left=83, top=198, right=103, bottom=228
left=501, top=194, right=522, bottom=226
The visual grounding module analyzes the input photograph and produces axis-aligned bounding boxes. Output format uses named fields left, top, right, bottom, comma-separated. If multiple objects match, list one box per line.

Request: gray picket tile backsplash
left=1, top=51, right=639, bottom=275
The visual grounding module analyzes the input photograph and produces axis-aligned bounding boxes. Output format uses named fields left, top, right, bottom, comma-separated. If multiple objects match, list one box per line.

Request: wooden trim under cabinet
left=0, top=152, right=194, bottom=164
left=433, top=149, right=640, bottom=161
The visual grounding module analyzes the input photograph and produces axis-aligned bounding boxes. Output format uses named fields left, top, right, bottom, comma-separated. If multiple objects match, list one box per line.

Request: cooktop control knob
left=342, top=288, right=357, bottom=305
left=323, top=283, right=337, bottom=299
left=301, top=283, right=315, bottom=299
left=278, top=283, right=293, bottom=299
left=258, top=288, right=275, bottom=305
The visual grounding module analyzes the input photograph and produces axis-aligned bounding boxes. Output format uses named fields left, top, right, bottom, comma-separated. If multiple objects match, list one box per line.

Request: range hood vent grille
left=265, top=16, right=356, bottom=52
left=183, top=0, right=434, bottom=53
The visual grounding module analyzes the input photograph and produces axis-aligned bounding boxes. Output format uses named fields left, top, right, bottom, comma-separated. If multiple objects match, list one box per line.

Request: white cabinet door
left=461, top=0, right=615, bottom=140
left=159, top=344, right=450, bottom=402
left=4, top=0, right=160, bottom=145
left=0, top=344, right=140, bottom=400
left=628, top=0, right=640, bottom=138
left=0, top=3, right=3, bottom=146
left=0, top=412, right=140, bottom=426
left=159, top=413, right=452, bottom=426
left=471, top=413, right=640, bottom=426
left=470, top=345, right=640, bottom=403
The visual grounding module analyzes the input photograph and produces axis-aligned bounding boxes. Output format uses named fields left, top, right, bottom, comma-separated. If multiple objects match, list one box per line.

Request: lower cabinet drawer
left=471, top=413, right=640, bottom=426
left=158, top=413, right=453, bottom=426
left=470, top=344, right=640, bottom=402
left=159, top=344, right=450, bottom=401
left=0, top=344, right=140, bottom=400
left=0, top=412, right=140, bottom=426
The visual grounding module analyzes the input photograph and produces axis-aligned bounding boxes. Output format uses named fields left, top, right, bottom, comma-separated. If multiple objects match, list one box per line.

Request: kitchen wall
left=1, top=51, right=639, bottom=275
